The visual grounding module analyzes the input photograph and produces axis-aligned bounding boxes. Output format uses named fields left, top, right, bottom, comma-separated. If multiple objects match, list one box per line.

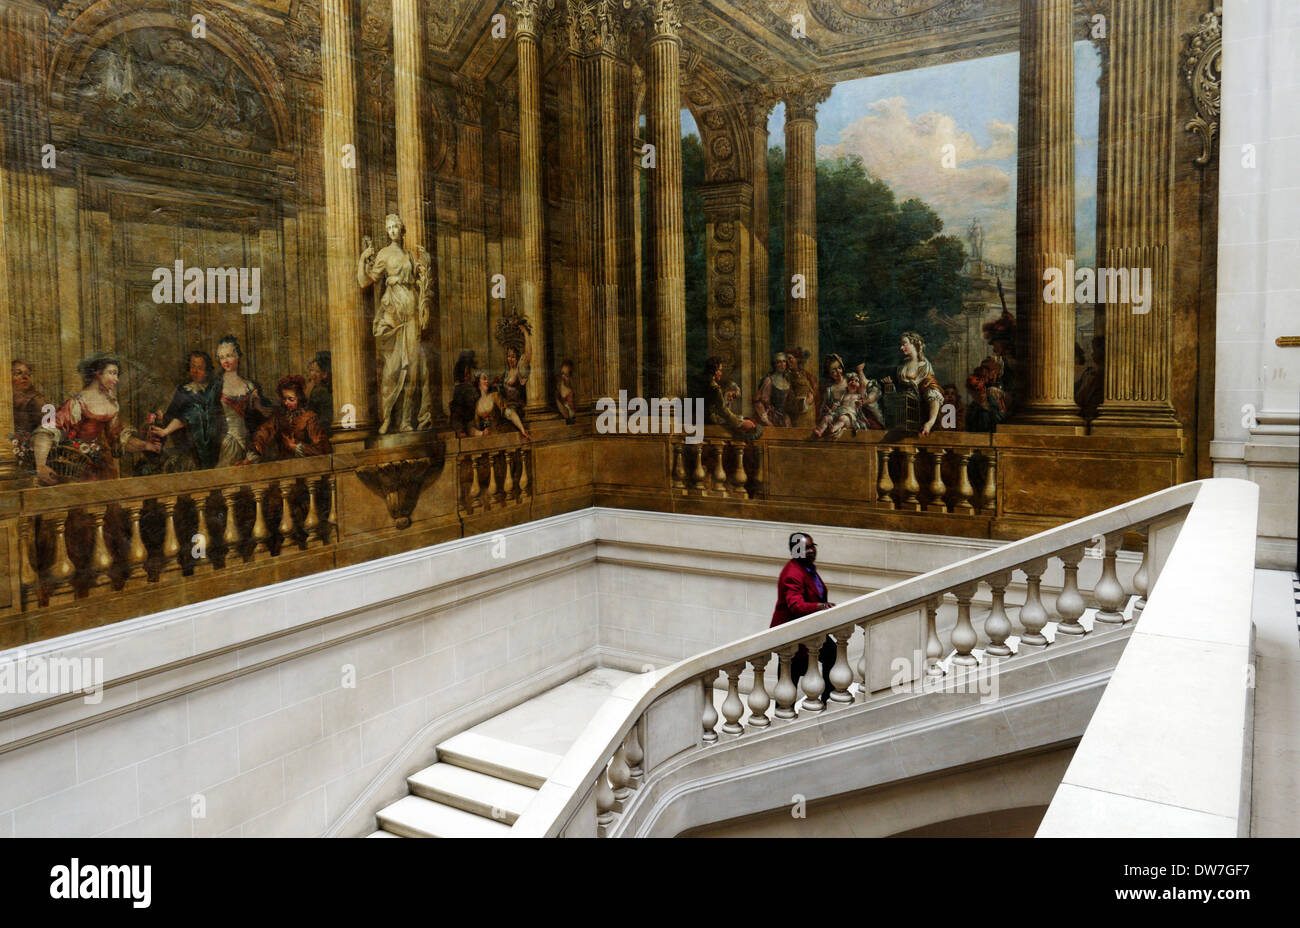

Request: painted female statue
left=31, top=356, right=161, bottom=484
left=358, top=214, right=435, bottom=434
left=883, top=330, right=944, bottom=436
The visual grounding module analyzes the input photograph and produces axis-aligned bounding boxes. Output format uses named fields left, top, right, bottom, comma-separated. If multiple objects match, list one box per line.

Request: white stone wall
left=1213, top=0, right=1300, bottom=569
left=0, top=507, right=1133, bottom=837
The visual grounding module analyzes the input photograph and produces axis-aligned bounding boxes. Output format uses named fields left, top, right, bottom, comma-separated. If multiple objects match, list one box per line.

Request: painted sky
left=752, top=43, right=1101, bottom=268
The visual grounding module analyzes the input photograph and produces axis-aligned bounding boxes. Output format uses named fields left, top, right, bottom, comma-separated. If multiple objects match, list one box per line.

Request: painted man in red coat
left=770, top=532, right=838, bottom=705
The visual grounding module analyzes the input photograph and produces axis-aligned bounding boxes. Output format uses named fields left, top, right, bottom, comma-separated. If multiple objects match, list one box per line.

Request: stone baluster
left=517, top=451, right=530, bottom=499
left=1054, top=546, right=1087, bottom=636
left=752, top=445, right=765, bottom=492
left=608, top=742, right=632, bottom=803
left=924, top=598, right=944, bottom=676
left=746, top=654, right=771, bottom=729
left=625, top=722, right=644, bottom=781
left=925, top=448, right=947, bottom=512
left=978, top=454, right=997, bottom=513
left=328, top=476, right=339, bottom=542
left=502, top=450, right=516, bottom=503
left=251, top=485, right=272, bottom=553
left=125, top=504, right=149, bottom=581
left=304, top=480, right=323, bottom=542
left=160, top=499, right=182, bottom=571
left=690, top=445, right=707, bottom=492
left=671, top=443, right=686, bottom=491
left=1018, top=558, right=1050, bottom=649
left=277, top=483, right=295, bottom=544
left=596, top=768, right=615, bottom=828
left=1093, top=530, right=1128, bottom=626
left=485, top=453, right=501, bottom=508
left=711, top=440, right=728, bottom=495
left=799, top=636, right=827, bottom=712
left=983, top=571, right=1013, bottom=658
left=827, top=628, right=854, bottom=704
left=46, top=514, right=76, bottom=589
left=720, top=663, right=745, bottom=735
left=1132, top=529, right=1150, bottom=618
left=877, top=447, right=895, bottom=508
left=222, top=489, right=242, bottom=554
left=773, top=645, right=799, bottom=720
left=467, top=454, right=482, bottom=511
left=88, top=507, right=114, bottom=588
left=856, top=621, right=870, bottom=700
left=950, top=584, right=979, bottom=667
left=898, top=447, right=921, bottom=511
left=955, top=450, right=976, bottom=514
left=19, top=521, right=39, bottom=595
left=730, top=441, right=748, bottom=495
left=701, top=670, right=719, bottom=743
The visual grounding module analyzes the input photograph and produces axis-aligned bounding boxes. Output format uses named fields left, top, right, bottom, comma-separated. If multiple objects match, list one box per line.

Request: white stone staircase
left=369, top=668, right=632, bottom=837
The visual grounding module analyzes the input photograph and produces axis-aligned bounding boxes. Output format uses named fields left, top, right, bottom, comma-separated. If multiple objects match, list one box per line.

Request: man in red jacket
left=770, top=532, right=838, bottom=705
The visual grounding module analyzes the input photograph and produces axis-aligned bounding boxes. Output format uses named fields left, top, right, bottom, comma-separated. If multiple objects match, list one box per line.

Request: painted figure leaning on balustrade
left=784, top=346, right=819, bottom=430
left=148, top=350, right=221, bottom=472
left=704, top=356, right=762, bottom=440
left=244, top=375, right=332, bottom=463
left=882, top=331, right=944, bottom=436
left=306, top=350, right=333, bottom=426
left=753, top=351, right=791, bottom=427
left=494, top=315, right=532, bottom=440
left=11, top=359, right=46, bottom=473
left=31, top=355, right=161, bottom=484
left=214, top=334, right=273, bottom=467
left=358, top=213, right=436, bottom=434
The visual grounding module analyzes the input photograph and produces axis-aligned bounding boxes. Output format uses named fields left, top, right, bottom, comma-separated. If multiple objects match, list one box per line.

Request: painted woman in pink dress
left=31, top=356, right=161, bottom=484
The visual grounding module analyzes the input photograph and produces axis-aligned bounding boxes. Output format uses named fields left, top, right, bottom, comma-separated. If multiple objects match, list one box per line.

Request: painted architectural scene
left=0, top=0, right=1225, bottom=644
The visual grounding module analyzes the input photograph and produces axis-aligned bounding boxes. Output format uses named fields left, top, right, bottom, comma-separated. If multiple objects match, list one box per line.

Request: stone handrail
left=1037, top=477, right=1259, bottom=836
left=510, top=478, right=1235, bottom=837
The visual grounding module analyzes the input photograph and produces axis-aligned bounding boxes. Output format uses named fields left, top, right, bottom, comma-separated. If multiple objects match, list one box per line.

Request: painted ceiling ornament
left=1181, top=9, right=1222, bottom=167
left=807, top=0, right=983, bottom=35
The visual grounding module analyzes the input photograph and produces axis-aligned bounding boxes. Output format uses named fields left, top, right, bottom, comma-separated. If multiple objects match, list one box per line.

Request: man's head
left=789, top=532, right=817, bottom=563
left=277, top=374, right=309, bottom=413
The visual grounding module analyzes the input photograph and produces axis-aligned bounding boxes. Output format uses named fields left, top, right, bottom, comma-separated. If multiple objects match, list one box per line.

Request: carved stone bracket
left=1181, top=10, right=1221, bottom=167
left=357, top=457, right=436, bottom=529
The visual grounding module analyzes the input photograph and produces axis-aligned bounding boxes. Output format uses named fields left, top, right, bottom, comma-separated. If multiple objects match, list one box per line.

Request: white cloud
left=818, top=97, right=1017, bottom=265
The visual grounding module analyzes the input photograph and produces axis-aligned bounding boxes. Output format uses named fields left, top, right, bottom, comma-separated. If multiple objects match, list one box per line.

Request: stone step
left=375, top=794, right=512, bottom=838
left=366, top=830, right=399, bottom=837
left=436, top=731, right=563, bottom=789
left=407, top=762, right=537, bottom=825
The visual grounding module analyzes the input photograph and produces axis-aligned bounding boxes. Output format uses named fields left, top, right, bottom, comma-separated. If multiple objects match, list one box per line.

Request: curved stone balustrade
left=509, top=479, right=1230, bottom=838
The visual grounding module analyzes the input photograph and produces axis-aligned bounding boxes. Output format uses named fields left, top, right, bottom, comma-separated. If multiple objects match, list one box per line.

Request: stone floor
left=1250, top=569, right=1300, bottom=837
left=465, top=667, right=635, bottom=757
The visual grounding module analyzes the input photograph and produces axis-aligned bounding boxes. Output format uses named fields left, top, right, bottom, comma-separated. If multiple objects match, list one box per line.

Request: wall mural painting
left=0, top=0, right=1221, bottom=637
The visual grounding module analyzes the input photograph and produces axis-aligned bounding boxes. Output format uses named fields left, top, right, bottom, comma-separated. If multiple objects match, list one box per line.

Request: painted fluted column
left=783, top=78, right=830, bottom=380
left=1012, top=0, right=1078, bottom=426
left=646, top=0, right=686, bottom=399
left=513, top=0, right=551, bottom=415
left=571, top=2, right=635, bottom=402
left=1, top=1, right=60, bottom=394
left=321, top=0, right=373, bottom=439
left=1092, top=0, right=1179, bottom=429
left=455, top=77, right=488, bottom=356
left=0, top=155, right=13, bottom=482
left=393, top=0, right=443, bottom=422
left=745, top=89, right=775, bottom=385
